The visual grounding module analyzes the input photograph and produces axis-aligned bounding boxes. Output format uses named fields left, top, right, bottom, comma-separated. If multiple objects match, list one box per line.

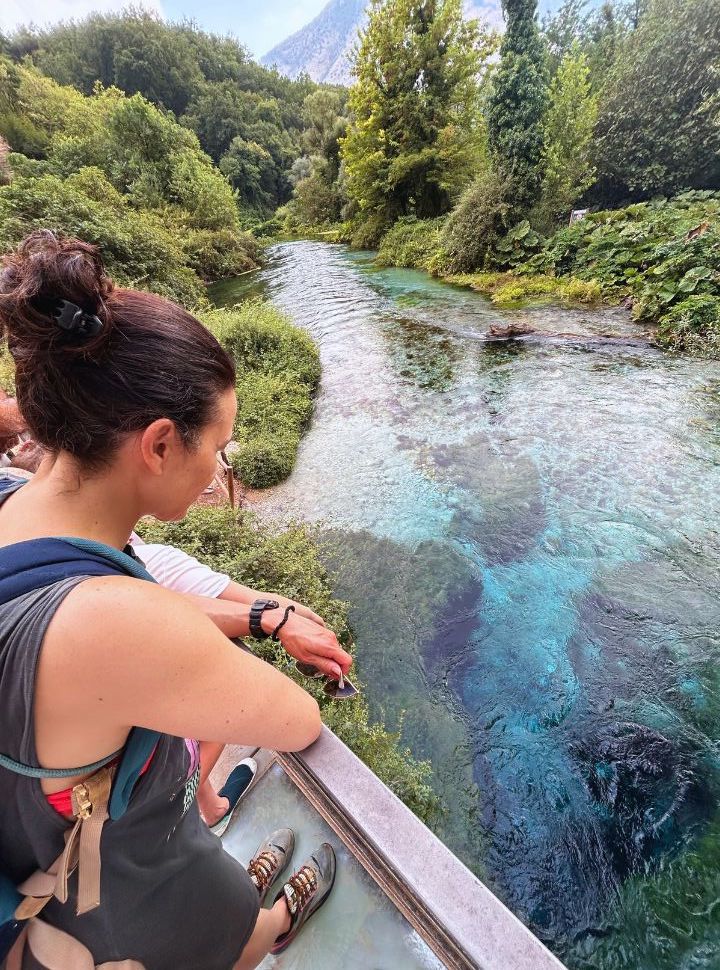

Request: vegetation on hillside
left=202, top=301, right=321, bottom=488
left=0, top=59, right=259, bottom=301
left=1, top=10, right=322, bottom=220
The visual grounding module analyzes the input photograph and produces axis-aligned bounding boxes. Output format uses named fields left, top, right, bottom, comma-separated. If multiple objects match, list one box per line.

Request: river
left=211, top=241, right=720, bottom=969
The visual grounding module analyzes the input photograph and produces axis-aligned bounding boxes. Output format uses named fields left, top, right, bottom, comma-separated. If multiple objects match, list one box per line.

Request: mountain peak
left=261, top=0, right=368, bottom=85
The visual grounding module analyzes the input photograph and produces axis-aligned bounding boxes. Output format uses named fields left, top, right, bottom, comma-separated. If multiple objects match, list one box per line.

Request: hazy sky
left=0, top=0, right=564, bottom=59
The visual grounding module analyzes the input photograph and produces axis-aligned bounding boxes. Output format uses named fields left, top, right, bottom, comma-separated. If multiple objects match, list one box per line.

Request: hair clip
left=51, top=299, right=103, bottom=339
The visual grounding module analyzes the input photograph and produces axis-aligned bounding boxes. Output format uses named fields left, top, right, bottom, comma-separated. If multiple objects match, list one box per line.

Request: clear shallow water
left=212, top=243, right=720, bottom=968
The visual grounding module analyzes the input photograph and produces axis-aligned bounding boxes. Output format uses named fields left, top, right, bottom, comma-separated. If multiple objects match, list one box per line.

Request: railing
left=216, top=726, right=566, bottom=970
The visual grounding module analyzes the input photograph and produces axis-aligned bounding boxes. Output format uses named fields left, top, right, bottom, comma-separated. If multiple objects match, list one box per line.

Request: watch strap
left=249, top=598, right=279, bottom=639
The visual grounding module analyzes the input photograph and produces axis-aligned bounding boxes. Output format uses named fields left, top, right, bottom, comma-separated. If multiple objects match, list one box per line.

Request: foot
left=209, top=758, right=257, bottom=836
left=247, top=828, right=295, bottom=905
left=270, top=843, right=336, bottom=954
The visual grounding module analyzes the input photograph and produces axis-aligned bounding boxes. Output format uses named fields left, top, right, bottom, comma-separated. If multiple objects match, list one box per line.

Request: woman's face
left=151, top=386, right=238, bottom=522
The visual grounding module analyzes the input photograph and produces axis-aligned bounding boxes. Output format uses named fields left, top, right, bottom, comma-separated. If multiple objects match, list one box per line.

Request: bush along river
left=211, top=241, right=720, bottom=970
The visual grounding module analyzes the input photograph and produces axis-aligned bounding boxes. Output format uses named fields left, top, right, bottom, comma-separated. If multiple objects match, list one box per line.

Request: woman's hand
left=256, top=591, right=326, bottom=628
left=263, top=608, right=352, bottom=681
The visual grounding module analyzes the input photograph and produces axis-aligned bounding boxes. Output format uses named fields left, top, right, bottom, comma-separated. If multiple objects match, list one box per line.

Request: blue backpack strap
left=60, top=537, right=156, bottom=583
left=0, top=520, right=162, bottom=820
left=60, top=539, right=162, bottom=819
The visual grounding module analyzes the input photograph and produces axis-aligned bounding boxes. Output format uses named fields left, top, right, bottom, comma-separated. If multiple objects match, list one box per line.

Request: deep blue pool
left=212, top=242, right=720, bottom=969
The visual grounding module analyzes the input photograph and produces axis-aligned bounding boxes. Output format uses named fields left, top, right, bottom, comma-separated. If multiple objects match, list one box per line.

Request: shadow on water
left=211, top=242, right=720, bottom=969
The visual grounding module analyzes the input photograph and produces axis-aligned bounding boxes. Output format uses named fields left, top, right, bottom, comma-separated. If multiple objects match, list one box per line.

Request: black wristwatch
left=249, top=599, right=279, bottom=639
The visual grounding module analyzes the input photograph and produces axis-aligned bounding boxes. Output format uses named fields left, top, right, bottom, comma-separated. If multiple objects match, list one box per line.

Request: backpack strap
left=0, top=513, right=162, bottom=819
left=0, top=750, right=119, bottom=780
left=15, top=765, right=114, bottom=920
left=8, top=918, right=147, bottom=969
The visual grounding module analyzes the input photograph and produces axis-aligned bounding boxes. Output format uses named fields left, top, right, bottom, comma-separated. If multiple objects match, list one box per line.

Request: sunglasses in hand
left=294, top=662, right=358, bottom=700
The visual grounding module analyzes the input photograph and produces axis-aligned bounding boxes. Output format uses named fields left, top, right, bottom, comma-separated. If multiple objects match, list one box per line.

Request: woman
left=0, top=231, right=352, bottom=969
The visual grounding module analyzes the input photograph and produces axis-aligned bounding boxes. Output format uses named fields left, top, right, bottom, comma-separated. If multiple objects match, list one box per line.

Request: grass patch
left=137, top=504, right=440, bottom=823
left=446, top=271, right=603, bottom=307
left=202, top=300, right=321, bottom=489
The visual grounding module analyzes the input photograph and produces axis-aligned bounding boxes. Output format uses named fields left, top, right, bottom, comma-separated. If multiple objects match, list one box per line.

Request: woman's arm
left=133, top=540, right=327, bottom=627
left=176, top=591, right=351, bottom=680
left=33, top=577, right=323, bottom=776
left=218, top=580, right=327, bottom=627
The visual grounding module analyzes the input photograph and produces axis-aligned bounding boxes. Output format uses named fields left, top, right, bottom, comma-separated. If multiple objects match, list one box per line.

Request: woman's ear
left=138, top=419, right=178, bottom=476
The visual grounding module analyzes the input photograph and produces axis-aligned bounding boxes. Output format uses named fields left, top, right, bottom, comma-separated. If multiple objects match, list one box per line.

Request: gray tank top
left=0, top=513, right=259, bottom=968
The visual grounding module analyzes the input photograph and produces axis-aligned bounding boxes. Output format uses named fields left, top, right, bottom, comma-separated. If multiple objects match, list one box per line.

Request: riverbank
left=202, top=300, right=320, bottom=489
left=282, top=190, right=720, bottom=353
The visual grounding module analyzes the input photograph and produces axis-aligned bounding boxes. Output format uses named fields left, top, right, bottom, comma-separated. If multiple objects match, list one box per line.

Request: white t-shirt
left=129, top=534, right=231, bottom=599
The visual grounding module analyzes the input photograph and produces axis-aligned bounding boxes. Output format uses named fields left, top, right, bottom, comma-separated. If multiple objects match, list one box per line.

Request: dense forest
left=1, top=1, right=718, bottom=350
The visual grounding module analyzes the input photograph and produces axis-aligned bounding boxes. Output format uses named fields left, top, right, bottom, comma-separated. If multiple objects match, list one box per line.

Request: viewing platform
left=211, top=727, right=566, bottom=969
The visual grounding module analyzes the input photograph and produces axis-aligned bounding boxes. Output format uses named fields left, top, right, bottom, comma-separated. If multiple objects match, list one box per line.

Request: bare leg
left=233, top=899, right=291, bottom=970
left=196, top=742, right=229, bottom=826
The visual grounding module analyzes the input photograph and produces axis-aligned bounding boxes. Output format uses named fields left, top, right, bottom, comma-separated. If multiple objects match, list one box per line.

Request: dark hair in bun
left=0, top=231, right=235, bottom=469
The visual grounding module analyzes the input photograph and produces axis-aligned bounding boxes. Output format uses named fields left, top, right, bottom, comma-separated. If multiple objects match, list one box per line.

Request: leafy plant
left=492, top=218, right=544, bottom=267
left=375, top=216, right=446, bottom=270
left=656, top=295, right=720, bottom=354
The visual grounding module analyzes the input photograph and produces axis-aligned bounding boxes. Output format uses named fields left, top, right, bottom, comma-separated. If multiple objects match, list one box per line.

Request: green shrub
left=435, top=169, right=511, bottom=273
left=202, top=301, right=321, bottom=488
left=375, top=216, right=445, bottom=271
left=181, top=227, right=260, bottom=282
left=350, top=211, right=392, bottom=250
left=492, top=218, right=544, bottom=269
left=656, top=295, right=720, bottom=355
left=0, top=168, right=205, bottom=305
left=137, top=504, right=439, bottom=823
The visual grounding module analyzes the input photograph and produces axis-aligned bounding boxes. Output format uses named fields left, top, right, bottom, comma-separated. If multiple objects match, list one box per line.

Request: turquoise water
left=212, top=242, right=720, bottom=968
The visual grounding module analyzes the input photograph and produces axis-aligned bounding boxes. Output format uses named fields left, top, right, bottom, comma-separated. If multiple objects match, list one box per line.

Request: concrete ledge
left=278, top=727, right=566, bottom=970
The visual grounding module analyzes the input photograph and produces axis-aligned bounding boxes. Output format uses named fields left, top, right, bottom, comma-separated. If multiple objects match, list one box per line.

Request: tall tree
left=594, top=0, right=720, bottom=201
left=542, top=0, right=590, bottom=74
left=341, top=0, right=488, bottom=244
left=535, top=48, right=598, bottom=230
left=487, top=0, right=549, bottom=215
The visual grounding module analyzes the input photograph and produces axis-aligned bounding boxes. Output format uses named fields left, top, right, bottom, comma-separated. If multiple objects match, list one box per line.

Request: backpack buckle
left=71, top=782, right=92, bottom=820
